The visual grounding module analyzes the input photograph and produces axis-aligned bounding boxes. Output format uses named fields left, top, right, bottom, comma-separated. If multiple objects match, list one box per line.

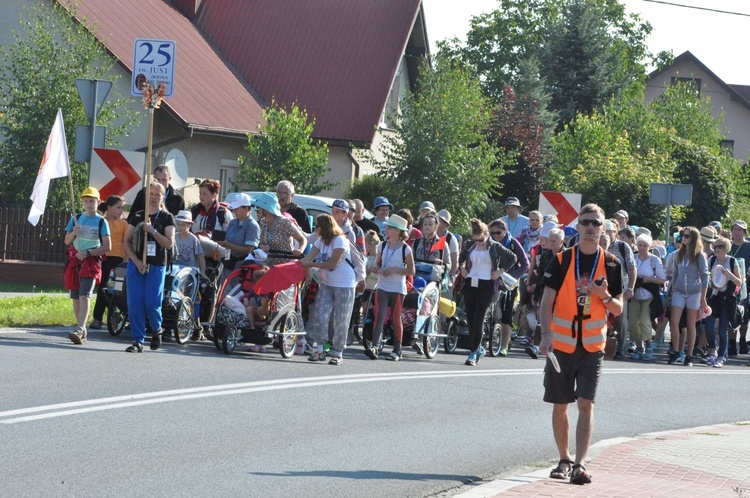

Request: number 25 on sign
left=131, top=38, right=176, bottom=97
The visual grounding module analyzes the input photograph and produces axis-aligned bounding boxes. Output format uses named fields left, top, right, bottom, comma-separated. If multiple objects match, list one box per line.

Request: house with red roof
left=645, top=51, right=750, bottom=164
left=1, top=0, right=429, bottom=201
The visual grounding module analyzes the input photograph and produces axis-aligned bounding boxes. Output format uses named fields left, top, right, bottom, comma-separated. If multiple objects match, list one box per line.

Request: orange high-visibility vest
left=549, top=247, right=609, bottom=354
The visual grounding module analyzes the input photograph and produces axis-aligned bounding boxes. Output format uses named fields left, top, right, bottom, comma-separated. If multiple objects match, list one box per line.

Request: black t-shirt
left=129, top=210, right=175, bottom=266
left=543, top=247, right=623, bottom=304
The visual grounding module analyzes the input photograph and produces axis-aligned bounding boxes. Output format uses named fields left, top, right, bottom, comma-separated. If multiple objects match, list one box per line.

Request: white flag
left=28, top=108, right=70, bottom=226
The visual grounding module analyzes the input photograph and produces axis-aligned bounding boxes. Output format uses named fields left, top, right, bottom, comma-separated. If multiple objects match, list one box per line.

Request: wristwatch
left=602, top=295, right=613, bottom=304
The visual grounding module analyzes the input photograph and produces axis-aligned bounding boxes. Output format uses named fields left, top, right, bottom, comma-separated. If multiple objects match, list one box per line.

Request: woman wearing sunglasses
left=666, top=226, right=709, bottom=366
left=488, top=219, right=529, bottom=356
left=459, top=219, right=517, bottom=365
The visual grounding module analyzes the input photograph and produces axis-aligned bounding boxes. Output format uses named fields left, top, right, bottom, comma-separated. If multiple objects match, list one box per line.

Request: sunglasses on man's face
left=579, top=219, right=603, bottom=227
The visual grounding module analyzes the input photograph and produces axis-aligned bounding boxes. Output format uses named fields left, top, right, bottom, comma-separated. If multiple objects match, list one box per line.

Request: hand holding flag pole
left=140, top=80, right=166, bottom=266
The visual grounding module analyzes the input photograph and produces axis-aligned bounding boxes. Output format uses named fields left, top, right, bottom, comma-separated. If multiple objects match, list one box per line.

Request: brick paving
left=457, top=422, right=750, bottom=498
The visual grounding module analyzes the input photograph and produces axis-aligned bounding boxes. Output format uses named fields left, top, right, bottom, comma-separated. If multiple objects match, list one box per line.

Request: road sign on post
left=650, top=183, right=693, bottom=246
left=75, top=79, right=112, bottom=179
left=74, top=125, right=106, bottom=163
left=538, top=191, right=582, bottom=227
left=132, top=38, right=176, bottom=97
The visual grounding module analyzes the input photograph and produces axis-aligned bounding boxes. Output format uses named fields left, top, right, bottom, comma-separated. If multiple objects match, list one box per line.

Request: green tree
left=438, top=0, right=652, bottom=109
left=370, top=59, right=502, bottom=232
left=343, top=174, right=401, bottom=215
left=237, top=102, right=332, bottom=195
left=0, top=2, right=137, bottom=209
left=651, top=82, right=737, bottom=226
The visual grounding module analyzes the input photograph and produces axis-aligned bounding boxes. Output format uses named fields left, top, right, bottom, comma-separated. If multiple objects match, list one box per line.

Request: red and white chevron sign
left=538, top=191, right=582, bottom=227
left=89, top=148, right=145, bottom=203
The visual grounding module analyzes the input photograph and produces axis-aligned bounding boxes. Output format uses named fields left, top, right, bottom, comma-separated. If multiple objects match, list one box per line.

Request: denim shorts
left=671, top=291, right=701, bottom=310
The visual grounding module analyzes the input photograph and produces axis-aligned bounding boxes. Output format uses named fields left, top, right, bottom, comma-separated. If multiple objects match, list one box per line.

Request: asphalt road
left=2, top=327, right=749, bottom=497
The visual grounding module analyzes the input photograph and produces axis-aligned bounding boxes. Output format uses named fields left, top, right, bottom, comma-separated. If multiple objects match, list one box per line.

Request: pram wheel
left=173, top=298, right=194, bottom=345
left=107, top=304, right=127, bottom=336
left=278, top=311, right=302, bottom=359
left=488, top=323, right=503, bottom=357
left=422, top=315, right=440, bottom=359
left=443, top=319, right=458, bottom=354
left=222, top=326, right=240, bottom=354
left=212, top=325, right=224, bottom=350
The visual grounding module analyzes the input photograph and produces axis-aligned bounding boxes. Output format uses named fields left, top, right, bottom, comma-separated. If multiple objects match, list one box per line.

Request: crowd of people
left=61, top=172, right=750, bottom=374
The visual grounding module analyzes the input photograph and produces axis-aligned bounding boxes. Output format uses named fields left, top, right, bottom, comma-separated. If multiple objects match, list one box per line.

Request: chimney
left=172, top=0, right=202, bottom=20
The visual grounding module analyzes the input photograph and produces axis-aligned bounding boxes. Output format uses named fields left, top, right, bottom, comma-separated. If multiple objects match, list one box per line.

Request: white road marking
left=1, top=368, right=747, bottom=424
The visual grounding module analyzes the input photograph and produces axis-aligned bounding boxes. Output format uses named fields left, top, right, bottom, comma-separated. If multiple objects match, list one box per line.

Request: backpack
left=344, top=239, right=366, bottom=283
left=379, top=241, right=407, bottom=267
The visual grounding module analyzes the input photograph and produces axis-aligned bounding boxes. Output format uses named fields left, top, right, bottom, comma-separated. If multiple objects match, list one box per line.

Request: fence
left=0, top=208, right=72, bottom=263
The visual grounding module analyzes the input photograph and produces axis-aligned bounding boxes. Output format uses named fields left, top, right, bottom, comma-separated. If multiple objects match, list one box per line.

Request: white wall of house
left=645, top=60, right=750, bottom=163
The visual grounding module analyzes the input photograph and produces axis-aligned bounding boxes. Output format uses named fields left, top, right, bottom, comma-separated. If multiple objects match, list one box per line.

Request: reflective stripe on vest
left=549, top=247, right=609, bottom=354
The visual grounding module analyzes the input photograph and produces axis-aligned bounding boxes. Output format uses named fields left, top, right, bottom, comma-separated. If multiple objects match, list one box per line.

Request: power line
left=643, top=0, right=750, bottom=17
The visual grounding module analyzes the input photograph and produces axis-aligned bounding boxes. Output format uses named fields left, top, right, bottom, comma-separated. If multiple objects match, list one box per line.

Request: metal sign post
left=75, top=78, right=112, bottom=177
left=649, top=183, right=693, bottom=246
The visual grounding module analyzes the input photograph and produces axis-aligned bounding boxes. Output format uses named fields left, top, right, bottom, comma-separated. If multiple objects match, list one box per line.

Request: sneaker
left=294, top=342, right=305, bottom=355
left=465, top=351, right=477, bottom=366
left=667, top=351, right=680, bottom=365
left=190, top=328, right=204, bottom=341
left=476, top=346, right=486, bottom=363
left=525, top=345, right=539, bottom=359
left=308, top=351, right=326, bottom=362
left=713, top=357, right=724, bottom=368
left=627, top=342, right=637, bottom=354
left=631, top=350, right=643, bottom=361
left=324, top=341, right=331, bottom=352
left=328, top=356, right=343, bottom=365
left=643, top=348, right=653, bottom=360
left=677, top=352, right=685, bottom=364
left=518, top=336, right=531, bottom=346
left=386, top=350, right=402, bottom=362
left=684, top=354, right=693, bottom=367
left=411, top=338, right=424, bottom=355
left=705, top=354, right=716, bottom=366
left=150, top=331, right=163, bottom=351
left=498, top=347, right=508, bottom=357
left=125, top=342, right=144, bottom=353
left=303, top=342, right=315, bottom=355
left=68, top=326, right=85, bottom=345
left=88, top=319, right=103, bottom=330
left=365, top=347, right=378, bottom=360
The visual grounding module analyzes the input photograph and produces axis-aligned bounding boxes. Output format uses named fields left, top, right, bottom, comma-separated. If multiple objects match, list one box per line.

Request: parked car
left=224, top=191, right=373, bottom=230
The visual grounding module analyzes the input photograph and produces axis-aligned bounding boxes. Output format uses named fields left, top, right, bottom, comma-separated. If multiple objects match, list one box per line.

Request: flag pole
left=140, top=81, right=165, bottom=265
left=68, top=168, right=78, bottom=227
left=142, top=105, right=154, bottom=265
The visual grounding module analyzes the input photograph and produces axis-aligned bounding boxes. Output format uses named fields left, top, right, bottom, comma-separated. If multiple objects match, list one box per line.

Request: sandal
left=308, top=351, right=325, bottom=362
left=549, top=459, right=573, bottom=479
left=570, top=463, right=592, bottom=485
left=328, top=356, right=343, bottom=365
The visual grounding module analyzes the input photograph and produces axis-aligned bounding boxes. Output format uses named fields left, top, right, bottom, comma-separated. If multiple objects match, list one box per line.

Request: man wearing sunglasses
left=539, top=204, right=623, bottom=485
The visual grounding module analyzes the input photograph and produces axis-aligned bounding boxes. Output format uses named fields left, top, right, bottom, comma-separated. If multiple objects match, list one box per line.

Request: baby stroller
left=105, top=262, right=208, bottom=344
left=443, top=274, right=503, bottom=356
left=213, top=261, right=306, bottom=358
left=360, top=274, right=445, bottom=359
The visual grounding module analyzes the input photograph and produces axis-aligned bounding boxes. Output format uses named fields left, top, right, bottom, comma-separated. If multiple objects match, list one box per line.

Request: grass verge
left=0, top=295, right=82, bottom=327
left=0, top=282, right=66, bottom=293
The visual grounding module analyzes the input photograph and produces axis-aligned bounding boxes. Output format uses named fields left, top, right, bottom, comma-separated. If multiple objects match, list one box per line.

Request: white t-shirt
left=634, top=254, right=665, bottom=300
left=467, top=248, right=492, bottom=280
left=376, top=241, right=412, bottom=294
left=314, top=235, right=355, bottom=288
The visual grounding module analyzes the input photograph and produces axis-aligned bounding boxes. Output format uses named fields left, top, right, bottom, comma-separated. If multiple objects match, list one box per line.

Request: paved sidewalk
left=457, top=421, right=750, bottom=497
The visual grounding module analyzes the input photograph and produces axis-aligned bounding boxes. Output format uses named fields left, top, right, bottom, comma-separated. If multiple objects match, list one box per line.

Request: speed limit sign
left=132, top=38, right=176, bottom=97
